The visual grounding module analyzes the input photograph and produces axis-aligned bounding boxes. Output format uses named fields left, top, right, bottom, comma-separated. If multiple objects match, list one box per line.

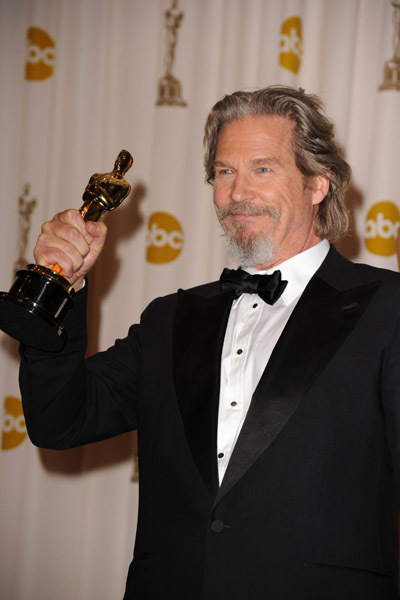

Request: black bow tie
left=220, top=268, right=288, bottom=305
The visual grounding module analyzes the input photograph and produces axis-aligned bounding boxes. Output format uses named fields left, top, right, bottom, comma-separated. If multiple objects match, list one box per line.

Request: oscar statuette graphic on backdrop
left=156, top=0, right=187, bottom=107
left=379, top=0, right=400, bottom=90
left=0, top=150, right=133, bottom=350
left=14, top=185, right=37, bottom=276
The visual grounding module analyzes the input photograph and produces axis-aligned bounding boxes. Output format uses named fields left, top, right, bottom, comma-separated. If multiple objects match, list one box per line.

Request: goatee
left=224, top=230, right=278, bottom=268
left=217, top=201, right=280, bottom=268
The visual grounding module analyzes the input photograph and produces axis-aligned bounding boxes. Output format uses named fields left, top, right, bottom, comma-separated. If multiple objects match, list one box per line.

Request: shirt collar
left=243, top=239, right=330, bottom=305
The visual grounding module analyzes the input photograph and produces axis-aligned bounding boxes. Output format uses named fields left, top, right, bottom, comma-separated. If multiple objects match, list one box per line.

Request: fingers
left=33, top=209, right=107, bottom=283
left=34, top=210, right=86, bottom=277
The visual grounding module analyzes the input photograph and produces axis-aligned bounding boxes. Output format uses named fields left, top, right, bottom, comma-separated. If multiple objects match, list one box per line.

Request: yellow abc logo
left=25, top=27, right=56, bottom=81
left=146, top=212, right=184, bottom=264
left=2, top=396, right=27, bottom=451
left=279, top=16, right=303, bottom=74
left=364, top=201, right=400, bottom=257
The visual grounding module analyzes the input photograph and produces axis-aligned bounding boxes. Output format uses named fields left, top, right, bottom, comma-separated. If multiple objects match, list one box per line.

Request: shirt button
left=218, top=452, right=224, bottom=459
left=231, top=401, right=237, bottom=407
left=211, top=520, right=224, bottom=533
left=236, top=349, right=243, bottom=355
left=253, top=303, right=258, bottom=309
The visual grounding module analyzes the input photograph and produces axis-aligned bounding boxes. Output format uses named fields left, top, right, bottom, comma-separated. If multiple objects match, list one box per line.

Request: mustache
left=216, top=201, right=280, bottom=222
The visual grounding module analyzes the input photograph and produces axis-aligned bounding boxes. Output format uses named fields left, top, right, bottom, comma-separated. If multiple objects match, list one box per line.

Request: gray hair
left=203, top=85, right=351, bottom=241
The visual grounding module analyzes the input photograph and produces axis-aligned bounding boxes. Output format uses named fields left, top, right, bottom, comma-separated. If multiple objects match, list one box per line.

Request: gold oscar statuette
left=0, top=150, right=133, bottom=351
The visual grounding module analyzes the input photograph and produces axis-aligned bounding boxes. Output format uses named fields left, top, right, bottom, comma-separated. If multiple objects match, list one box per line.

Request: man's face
left=213, top=115, right=329, bottom=269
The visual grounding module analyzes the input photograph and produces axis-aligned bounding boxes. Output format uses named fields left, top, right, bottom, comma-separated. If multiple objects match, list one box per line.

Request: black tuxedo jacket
left=20, top=247, right=400, bottom=599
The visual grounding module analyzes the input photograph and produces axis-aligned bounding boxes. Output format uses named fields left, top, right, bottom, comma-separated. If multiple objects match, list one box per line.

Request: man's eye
left=258, top=167, right=271, bottom=173
left=217, top=168, right=232, bottom=175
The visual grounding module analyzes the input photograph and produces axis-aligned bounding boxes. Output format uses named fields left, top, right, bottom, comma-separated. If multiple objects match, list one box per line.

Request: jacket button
left=211, top=520, right=224, bottom=533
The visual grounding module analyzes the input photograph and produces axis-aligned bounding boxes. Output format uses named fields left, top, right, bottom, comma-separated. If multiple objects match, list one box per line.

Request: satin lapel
left=215, top=267, right=381, bottom=507
left=173, top=287, right=234, bottom=498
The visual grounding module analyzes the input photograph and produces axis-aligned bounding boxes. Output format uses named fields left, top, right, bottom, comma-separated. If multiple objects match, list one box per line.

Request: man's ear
left=311, top=174, right=330, bottom=206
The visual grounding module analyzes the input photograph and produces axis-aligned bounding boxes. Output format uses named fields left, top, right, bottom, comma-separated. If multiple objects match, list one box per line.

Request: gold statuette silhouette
left=0, top=150, right=133, bottom=350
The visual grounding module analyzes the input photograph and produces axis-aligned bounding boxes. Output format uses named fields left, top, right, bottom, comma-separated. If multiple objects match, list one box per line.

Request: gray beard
left=224, top=230, right=278, bottom=268
left=216, top=201, right=280, bottom=267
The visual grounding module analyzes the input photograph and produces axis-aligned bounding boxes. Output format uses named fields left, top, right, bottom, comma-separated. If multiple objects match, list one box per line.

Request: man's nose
left=230, top=172, right=255, bottom=202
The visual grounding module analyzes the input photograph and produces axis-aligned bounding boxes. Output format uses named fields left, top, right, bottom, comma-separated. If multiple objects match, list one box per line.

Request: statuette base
left=0, top=265, right=74, bottom=350
left=156, top=74, right=187, bottom=106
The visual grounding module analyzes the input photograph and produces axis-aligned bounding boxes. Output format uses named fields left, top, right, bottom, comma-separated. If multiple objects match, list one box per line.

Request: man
left=20, top=86, right=400, bottom=599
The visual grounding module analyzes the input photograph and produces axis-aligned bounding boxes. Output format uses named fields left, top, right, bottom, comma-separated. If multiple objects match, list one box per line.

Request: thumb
left=85, top=220, right=108, bottom=253
left=85, top=220, right=107, bottom=240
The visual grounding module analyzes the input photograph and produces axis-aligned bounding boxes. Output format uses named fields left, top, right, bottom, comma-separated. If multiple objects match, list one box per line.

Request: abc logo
left=25, top=27, right=56, bottom=81
left=364, top=201, right=400, bottom=257
left=2, top=396, right=27, bottom=451
left=279, top=16, right=303, bottom=74
left=146, top=212, right=184, bottom=264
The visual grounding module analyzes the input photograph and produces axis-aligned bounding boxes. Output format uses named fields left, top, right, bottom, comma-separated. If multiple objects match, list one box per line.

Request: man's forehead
left=218, top=114, right=294, bottom=140
left=215, top=115, right=295, bottom=159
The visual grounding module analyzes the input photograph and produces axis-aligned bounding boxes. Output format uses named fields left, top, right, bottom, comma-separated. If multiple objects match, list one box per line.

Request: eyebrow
left=212, top=157, right=281, bottom=168
left=250, top=157, right=281, bottom=166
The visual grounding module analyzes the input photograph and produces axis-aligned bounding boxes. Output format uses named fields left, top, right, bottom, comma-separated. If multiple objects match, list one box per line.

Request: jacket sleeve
left=19, top=282, right=140, bottom=449
left=381, top=312, right=400, bottom=499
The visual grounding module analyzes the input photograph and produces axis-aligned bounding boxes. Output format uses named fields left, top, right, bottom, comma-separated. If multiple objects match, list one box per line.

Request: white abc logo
left=26, top=44, right=55, bottom=66
left=2, top=412, right=26, bottom=434
left=146, top=212, right=184, bottom=264
left=365, top=212, right=400, bottom=239
left=146, top=222, right=183, bottom=250
left=280, top=28, right=303, bottom=57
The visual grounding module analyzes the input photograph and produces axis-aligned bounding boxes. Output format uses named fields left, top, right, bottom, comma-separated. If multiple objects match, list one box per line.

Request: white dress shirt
left=217, top=239, right=330, bottom=483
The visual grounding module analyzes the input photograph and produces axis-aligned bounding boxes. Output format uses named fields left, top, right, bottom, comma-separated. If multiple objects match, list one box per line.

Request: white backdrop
left=0, top=1, right=399, bottom=598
